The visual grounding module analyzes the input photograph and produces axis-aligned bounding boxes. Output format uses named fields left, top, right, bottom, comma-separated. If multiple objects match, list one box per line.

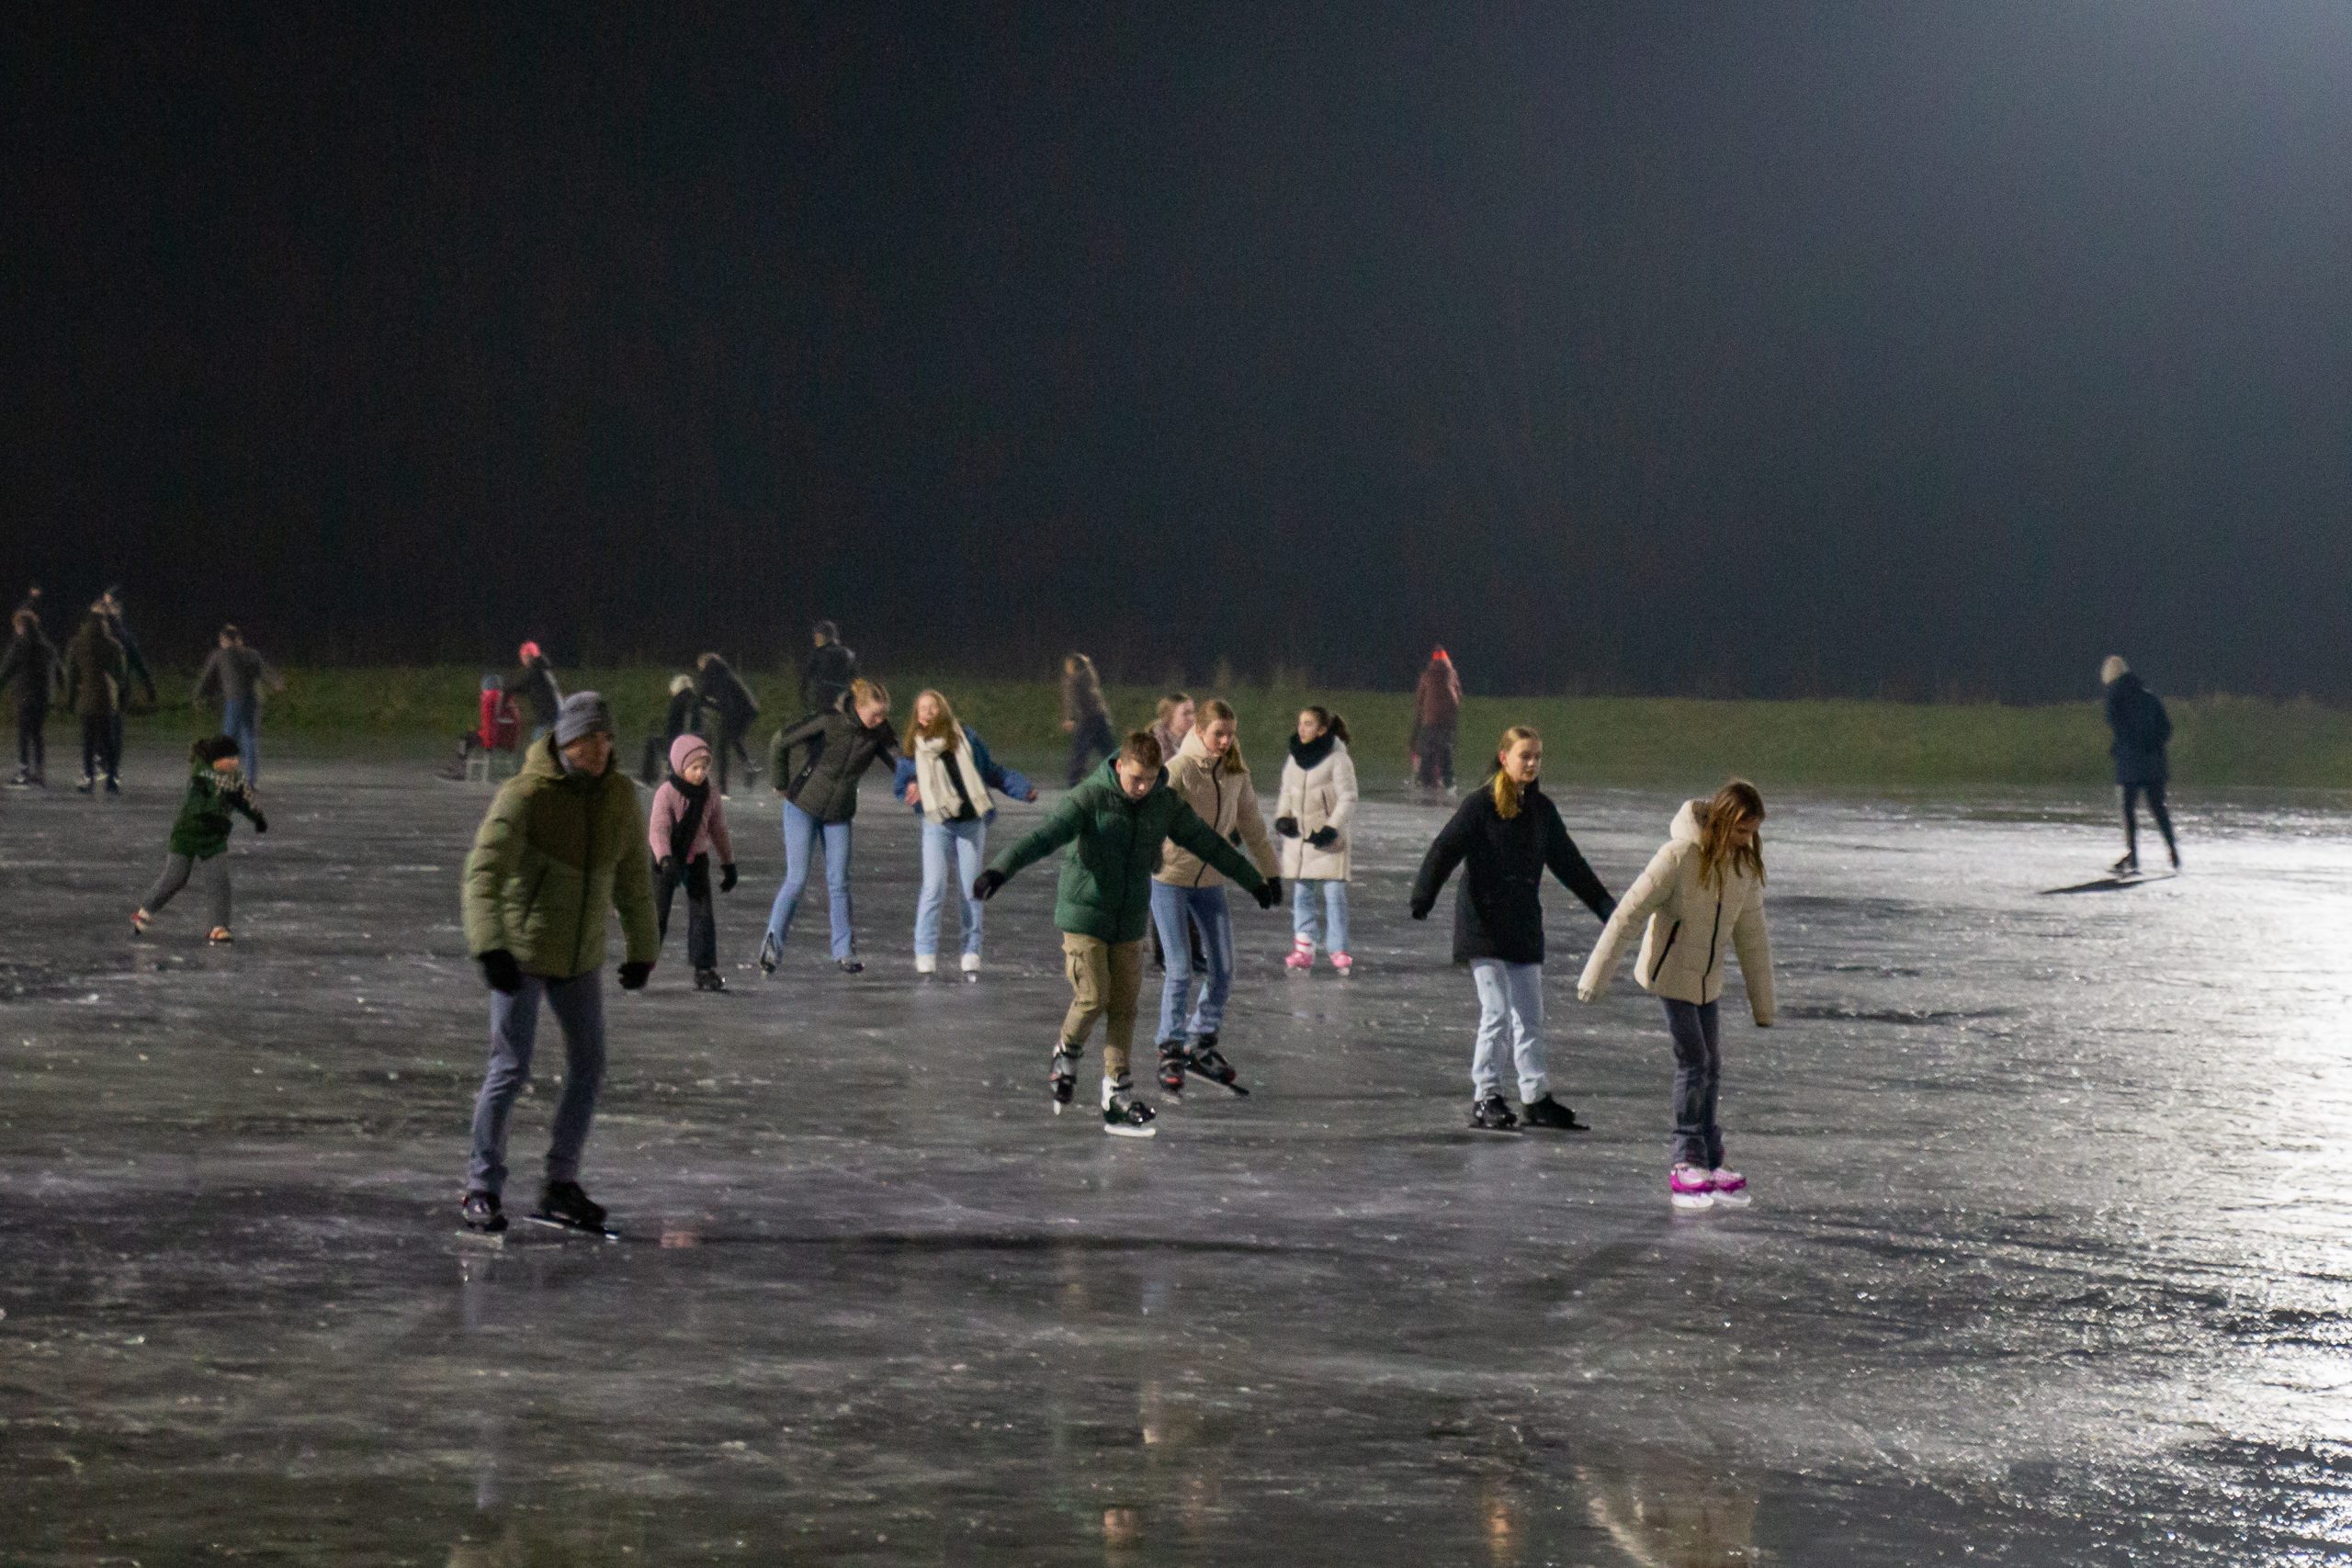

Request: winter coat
left=891, top=725, right=1034, bottom=824
left=104, top=611, right=156, bottom=705
left=0, top=628, right=60, bottom=706
left=662, top=686, right=702, bottom=742
left=989, top=757, right=1268, bottom=943
left=1408, top=779, right=1614, bottom=965
left=63, top=616, right=127, bottom=719
left=695, top=657, right=761, bottom=731
left=769, top=708, right=900, bottom=824
left=194, top=645, right=282, bottom=709
left=1275, top=734, right=1360, bottom=881
left=1413, top=660, right=1463, bottom=731
left=647, top=736, right=734, bottom=865
left=1577, top=799, right=1774, bottom=1024
left=168, top=763, right=266, bottom=860
left=461, top=734, right=661, bottom=980
left=1155, top=730, right=1279, bottom=890
left=502, top=658, right=562, bottom=731
left=2104, top=673, right=2171, bottom=786
left=1061, top=663, right=1109, bottom=725
left=801, top=641, right=858, bottom=714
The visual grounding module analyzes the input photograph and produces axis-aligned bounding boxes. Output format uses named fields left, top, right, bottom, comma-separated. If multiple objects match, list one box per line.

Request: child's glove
left=1408, top=898, right=1433, bottom=921
left=658, top=855, right=676, bottom=879
left=253, top=815, right=269, bottom=834
left=1253, top=877, right=1282, bottom=909
left=477, top=950, right=523, bottom=994
left=971, top=869, right=1007, bottom=902
left=617, top=961, right=653, bottom=991
left=719, top=863, right=738, bottom=893
left=1307, top=826, right=1338, bottom=850
left=1273, top=815, right=1300, bottom=839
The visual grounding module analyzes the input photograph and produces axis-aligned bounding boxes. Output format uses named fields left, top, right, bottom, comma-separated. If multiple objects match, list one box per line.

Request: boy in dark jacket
left=801, top=621, right=858, bottom=715
left=2100, top=656, right=2177, bottom=874
left=694, top=651, right=762, bottom=795
left=132, top=736, right=267, bottom=943
left=1, top=608, right=61, bottom=786
left=975, top=730, right=1279, bottom=1136
left=1409, top=725, right=1614, bottom=1132
left=63, top=606, right=127, bottom=795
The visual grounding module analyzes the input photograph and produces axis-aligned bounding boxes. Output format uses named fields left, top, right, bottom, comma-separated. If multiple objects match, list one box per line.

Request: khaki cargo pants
left=1060, top=933, right=1144, bottom=1081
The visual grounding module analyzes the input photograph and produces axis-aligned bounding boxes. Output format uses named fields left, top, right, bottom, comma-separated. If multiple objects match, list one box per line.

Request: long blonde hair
left=1490, top=726, right=1540, bottom=818
left=1198, top=697, right=1247, bottom=774
left=904, top=688, right=961, bottom=751
left=1695, top=778, right=1767, bottom=887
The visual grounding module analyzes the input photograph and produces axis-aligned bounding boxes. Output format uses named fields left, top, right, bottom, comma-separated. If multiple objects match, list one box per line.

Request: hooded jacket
left=194, top=644, right=282, bottom=708
left=2104, top=672, right=2171, bottom=786
left=1577, top=799, right=1774, bottom=1023
left=1413, top=660, right=1463, bottom=730
left=1274, top=733, right=1359, bottom=881
left=169, top=762, right=266, bottom=860
left=1060, top=661, right=1109, bottom=725
left=801, top=640, right=858, bottom=714
left=646, top=735, right=734, bottom=865
left=769, top=708, right=900, bottom=824
left=461, top=734, right=661, bottom=980
left=1155, top=729, right=1279, bottom=890
left=63, top=615, right=127, bottom=719
left=1408, top=777, right=1614, bottom=964
left=989, top=757, right=1268, bottom=943
left=502, top=657, right=563, bottom=731
left=0, top=626, right=60, bottom=706
left=695, top=656, right=761, bottom=731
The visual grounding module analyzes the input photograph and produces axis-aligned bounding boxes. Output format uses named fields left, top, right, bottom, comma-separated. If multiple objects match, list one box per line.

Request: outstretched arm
left=1407, top=796, right=1477, bottom=917
left=987, top=791, right=1087, bottom=881
left=1577, top=841, right=1681, bottom=1001
left=1541, top=799, right=1616, bottom=922
left=1732, top=893, right=1776, bottom=1026
left=1170, top=801, right=1267, bottom=894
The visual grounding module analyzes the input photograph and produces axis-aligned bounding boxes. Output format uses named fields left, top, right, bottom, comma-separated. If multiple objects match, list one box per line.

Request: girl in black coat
left=1409, top=725, right=1615, bottom=1133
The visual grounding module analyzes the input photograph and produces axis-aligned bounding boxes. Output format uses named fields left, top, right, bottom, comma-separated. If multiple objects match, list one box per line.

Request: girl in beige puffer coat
left=1273, top=705, right=1359, bottom=974
left=1578, top=780, right=1776, bottom=1213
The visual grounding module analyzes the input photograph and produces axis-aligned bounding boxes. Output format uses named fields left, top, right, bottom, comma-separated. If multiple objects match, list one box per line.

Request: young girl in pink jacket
left=648, top=734, right=738, bottom=992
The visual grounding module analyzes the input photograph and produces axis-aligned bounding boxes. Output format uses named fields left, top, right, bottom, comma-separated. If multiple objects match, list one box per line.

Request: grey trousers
left=142, top=852, right=231, bottom=930
left=466, top=971, right=606, bottom=1199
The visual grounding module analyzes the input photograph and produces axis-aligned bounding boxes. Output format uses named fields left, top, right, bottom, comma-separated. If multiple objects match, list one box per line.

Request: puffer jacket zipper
left=1700, top=892, right=1724, bottom=987
left=574, top=780, right=596, bottom=976
left=1190, top=768, right=1227, bottom=887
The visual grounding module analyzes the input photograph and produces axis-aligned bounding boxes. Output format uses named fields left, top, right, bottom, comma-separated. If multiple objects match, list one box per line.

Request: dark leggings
left=1066, top=713, right=1116, bottom=786
left=713, top=722, right=755, bottom=795
left=16, top=700, right=43, bottom=773
left=2121, top=783, right=2176, bottom=863
left=82, top=714, right=119, bottom=784
left=1662, top=998, right=1724, bottom=1170
left=657, top=854, right=718, bottom=971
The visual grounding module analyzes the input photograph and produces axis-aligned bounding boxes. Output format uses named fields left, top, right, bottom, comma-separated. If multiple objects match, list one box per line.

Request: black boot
left=1158, top=1043, right=1188, bottom=1095
left=534, top=1180, right=607, bottom=1232
left=1469, top=1095, right=1520, bottom=1133
left=1185, top=1036, right=1239, bottom=1088
left=1520, top=1094, right=1589, bottom=1131
left=460, top=1190, right=507, bottom=1234
left=1049, top=1046, right=1080, bottom=1113
left=694, top=967, right=727, bottom=992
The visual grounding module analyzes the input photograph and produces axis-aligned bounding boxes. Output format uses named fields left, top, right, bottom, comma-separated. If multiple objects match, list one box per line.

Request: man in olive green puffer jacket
left=458, top=693, right=660, bottom=1235
left=975, top=730, right=1278, bottom=1138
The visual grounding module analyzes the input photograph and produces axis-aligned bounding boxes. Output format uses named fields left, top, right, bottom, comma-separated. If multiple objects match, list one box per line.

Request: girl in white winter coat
left=1577, top=779, right=1777, bottom=1212
left=1273, top=705, right=1359, bottom=975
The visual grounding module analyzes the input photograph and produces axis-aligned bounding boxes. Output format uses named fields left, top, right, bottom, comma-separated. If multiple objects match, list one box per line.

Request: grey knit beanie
left=554, top=691, right=614, bottom=745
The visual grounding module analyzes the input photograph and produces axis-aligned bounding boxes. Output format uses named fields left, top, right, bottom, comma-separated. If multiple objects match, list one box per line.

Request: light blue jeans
left=1149, top=882, right=1235, bottom=1044
left=1290, top=877, right=1350, bottom=953
left=767, top=799, right=855, bottom=959
left=1469, top=958, right=1547, bottom=1101
left=915, top=817, right=988, bottom=958
left=220, top=696, right=260, bottom=784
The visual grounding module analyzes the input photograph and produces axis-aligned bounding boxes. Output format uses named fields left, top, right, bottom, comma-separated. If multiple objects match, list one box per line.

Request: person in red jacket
left=1410, top=647, right=1464, bottom=792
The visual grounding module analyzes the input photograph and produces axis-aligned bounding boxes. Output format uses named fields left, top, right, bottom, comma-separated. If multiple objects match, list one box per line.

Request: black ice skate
left=1184, top=1035, right=1249, bottom=1097
left=1049, top=1046, right=1080, bottom=1113
left=1520, top=1094, right=1588, bottom=1131
left=1469, top=1095, right=1520, bottom=1134
left=1102, top=1078, right=1158, bottom=1138
left=694, top=967, right=727, bottom=993
left=758, top=931, right=781, bottom=975
left=527, top=1180, right=618, bottom=1240
left=1158, top=1043, right=1188, bottom=1096
left=459, top=1190, right=507, bottom=1235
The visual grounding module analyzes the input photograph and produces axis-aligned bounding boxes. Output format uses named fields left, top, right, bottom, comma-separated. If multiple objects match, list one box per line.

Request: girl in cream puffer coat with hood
left=1578, top=779, right=1777, bottom=1213
left=1273, top=705, right=1359, bottom=974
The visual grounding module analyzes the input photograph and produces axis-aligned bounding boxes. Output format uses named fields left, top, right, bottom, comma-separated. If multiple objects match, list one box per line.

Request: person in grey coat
left=2101, top=655, right=2177, bottom=874
left=193, top=625, right=285, bottom=784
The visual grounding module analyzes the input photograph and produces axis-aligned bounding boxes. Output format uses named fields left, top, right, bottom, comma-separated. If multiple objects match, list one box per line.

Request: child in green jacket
left=132, top=736, right=267, bottom=943
left=975, top=729, right=1279, bottom=1136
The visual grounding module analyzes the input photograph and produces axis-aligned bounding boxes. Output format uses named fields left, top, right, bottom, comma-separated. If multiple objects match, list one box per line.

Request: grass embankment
left=124, top=668, right=2352, bottom=791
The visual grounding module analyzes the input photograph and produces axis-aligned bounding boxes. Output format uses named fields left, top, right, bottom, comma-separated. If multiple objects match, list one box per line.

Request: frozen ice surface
left=4, top=752, right=2350, bottom=1563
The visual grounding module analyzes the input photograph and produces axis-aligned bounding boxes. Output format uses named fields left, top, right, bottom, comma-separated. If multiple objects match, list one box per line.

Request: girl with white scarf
left=894, top=690, right=1037, bottom=976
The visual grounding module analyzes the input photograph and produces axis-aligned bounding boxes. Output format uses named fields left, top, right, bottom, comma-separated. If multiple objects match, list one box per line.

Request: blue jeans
left=768, top=799, right=854, bottom=959
left=1290, top=877, right=1350, bottom=953
left=468, top=971, right=605, bottom=1198
left=220, top=696, right=260, bottom=784
left=915, top=817, right=988, bottom=958
left=1469, top=958, right=1547, bottom=1101
left=1149, top=882, right=1235, bottom=1044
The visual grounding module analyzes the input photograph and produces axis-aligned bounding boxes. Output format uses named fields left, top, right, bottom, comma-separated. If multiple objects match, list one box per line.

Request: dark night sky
left=5, top=4, right=2348, bottom=698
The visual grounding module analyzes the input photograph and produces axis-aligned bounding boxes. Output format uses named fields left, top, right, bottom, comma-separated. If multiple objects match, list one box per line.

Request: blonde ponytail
left=1490, top=726, right=1540, bottom=818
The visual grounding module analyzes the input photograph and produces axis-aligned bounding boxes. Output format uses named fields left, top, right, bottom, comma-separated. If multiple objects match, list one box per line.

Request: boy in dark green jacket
left=131, top=737, right=267, bottom=943
left=976, top=731, right=1278, bottom=1135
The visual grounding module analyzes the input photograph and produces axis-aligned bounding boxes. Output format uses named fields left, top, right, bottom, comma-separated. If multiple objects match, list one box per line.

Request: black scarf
left=1289, top=731, right=1337, bottom=771
left=666, top=771, right=710, bottom=862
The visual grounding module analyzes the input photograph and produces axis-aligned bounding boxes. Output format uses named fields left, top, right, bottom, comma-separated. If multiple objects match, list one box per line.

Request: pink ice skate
left=1669, top=1165, right=1715, bottom=1211
left=1284, top=937, right=1314, bottom=972
left=1707, top=1167, right=1750, bottom=1208
left=1329, top=951, right=1353, bottom=976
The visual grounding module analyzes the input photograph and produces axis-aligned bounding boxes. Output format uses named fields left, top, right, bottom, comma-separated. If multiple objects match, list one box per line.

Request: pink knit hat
left=669, top=734, right=711, bottom=775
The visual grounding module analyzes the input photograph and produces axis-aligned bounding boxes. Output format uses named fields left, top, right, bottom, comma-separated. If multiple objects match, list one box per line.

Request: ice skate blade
left=1669, top=1195, right=1714, bottom=1212
left=524, top=1213, right=621, bottom=1241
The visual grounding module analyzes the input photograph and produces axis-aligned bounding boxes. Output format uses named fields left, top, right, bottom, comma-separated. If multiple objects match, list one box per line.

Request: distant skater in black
left=695, top=652, right=762, bottom=795
left=2100, top=656, right=2177, bottom=874
left=801, top=621, right=858, bottom=716
left=1059, top=653, right=1116, bottom=787
left=503, top=641, right=562, bottom=741
left=1, top=608, right=61, bottom=786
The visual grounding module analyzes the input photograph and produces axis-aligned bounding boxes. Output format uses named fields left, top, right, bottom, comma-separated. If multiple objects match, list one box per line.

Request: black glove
left=1253, top=877, right=1281, bottom=910
left=252, top=815, right=269, bottom=835
left=477, top=949, right=523, bottom=994
left=1408, top=899, right=1433, bottom=922
left=719, top=863, right=738, bottom=893
left=1307, top=826, right=1338, bottom=850
left=972, top=868, right=1007, bottom=902
left=658, top=855, right=676, bottom=880
left=1274, top=815, right=1300, bottom=839
left=618, top=960, right=653, bottom=991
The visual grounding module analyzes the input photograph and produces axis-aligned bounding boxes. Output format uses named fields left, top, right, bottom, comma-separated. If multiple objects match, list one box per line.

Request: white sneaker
left=960, top=952, right=981, bottom=976
left=914, top=953, right=936, bottom=976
